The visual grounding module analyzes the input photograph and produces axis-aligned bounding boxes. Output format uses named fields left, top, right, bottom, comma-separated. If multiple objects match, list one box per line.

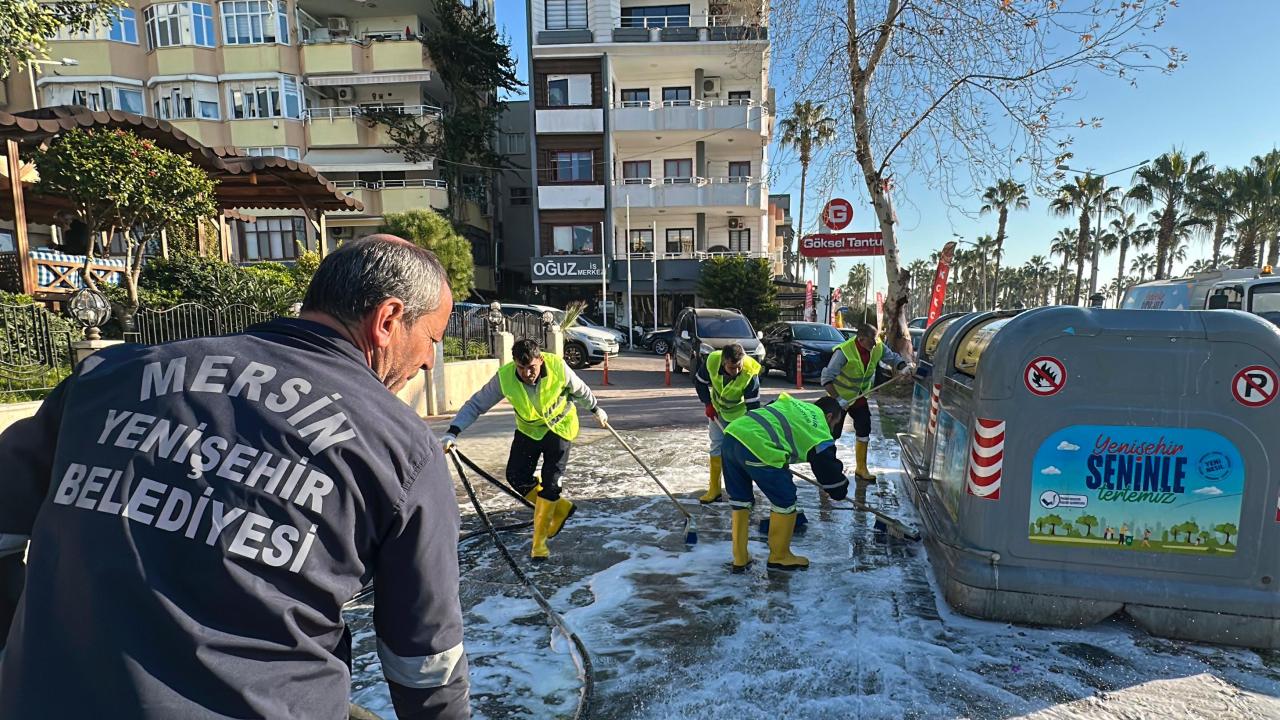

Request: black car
left=643, top=327, right=676, bottom=355
left=762, top=322, right=846, bottom=379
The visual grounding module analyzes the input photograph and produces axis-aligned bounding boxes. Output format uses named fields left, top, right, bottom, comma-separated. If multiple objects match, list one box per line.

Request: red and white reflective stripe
left=927, top=383, right=941, bottom=432
left=967, top=418, right=1004, bottom=500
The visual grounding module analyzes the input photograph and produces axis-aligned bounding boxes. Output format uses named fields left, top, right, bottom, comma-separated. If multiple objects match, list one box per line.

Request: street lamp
left=1056, top=159, right=1150, bottom=307
left=67, top=287, right=111, bottom=340
left=26, top=57, right=79, bottom=111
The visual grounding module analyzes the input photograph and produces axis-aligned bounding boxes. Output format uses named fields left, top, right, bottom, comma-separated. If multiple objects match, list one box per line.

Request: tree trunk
left=1115, top=238, right=1129, bottom=305
left=1269, top=232, right=1280, bottom=268
left=1237, top=231, right=1257, bottom=269
left=1211, top=217, right=1226, bottom=268
left=795, top=163, right=808, bottom=282
left=1072, top=212, right=1090, bottom=306
left=991, top=208, right=1007, bottom=310
left=1155, top=199, right=1175, bottom=279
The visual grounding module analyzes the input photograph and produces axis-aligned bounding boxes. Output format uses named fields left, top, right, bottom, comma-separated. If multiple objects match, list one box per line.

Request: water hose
left=454, top=448, right=534, bottom=509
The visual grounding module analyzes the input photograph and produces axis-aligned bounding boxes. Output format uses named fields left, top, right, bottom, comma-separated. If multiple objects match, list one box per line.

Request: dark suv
left=671, top=307, right=766, bottom=374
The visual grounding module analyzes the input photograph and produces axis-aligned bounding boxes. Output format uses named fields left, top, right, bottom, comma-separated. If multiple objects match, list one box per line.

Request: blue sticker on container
left=1028, top=426, right=1244, bottom=555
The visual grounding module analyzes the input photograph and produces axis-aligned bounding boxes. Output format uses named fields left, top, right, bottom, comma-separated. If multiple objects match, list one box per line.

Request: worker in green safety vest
left=721, top=394, right=850, bottom=572
left=820, top=323, right=912, bottom=483
left=693, top=343, right=762, bottom=503
left=443, top=339, right=607, bottom=561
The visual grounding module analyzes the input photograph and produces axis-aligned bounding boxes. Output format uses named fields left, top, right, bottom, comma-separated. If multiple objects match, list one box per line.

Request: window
left=662, top=86, right=691, bottom=106
left=728, top=161, right=751, bottom=182
left=510, top=187, right=531, bottom=205
left=53, top=7, right=138, bottom=43
left=552, top=225, right=595, bottom=254
left=144, top=3, right=215, bottom=50
left=729, top=229, right=751, bottom=252
left=152, top=81, right=220, bottom=120
left=622, top=160, right=651, bottom=183
left=619, top=4, right=690, bottom=28
left=227, top=76, right=301, bottom=119
left=629, top=229, right=653, bottom=253
left=241, top=146, right=302, bottom=160
left=55, top=83, right=141, bottom=112
left=501, top=132, right=528, bottom=155
left=547, top=78, right=568, bottom=106
left=545, top=0, right=588, bottom=30
left=116, top=88, right=144, bottom=114
left=239, top=217, right=310, bottom=261
left=551, top=151, right=593, bottom=182
left=546, top=74, right=591, bottom=107
left=663, top=158, right=693, bottom=183
left=727, top=90, right=751, bottom=105
left=220, top=0, right=286, bottom=45
left=620, top=88, right=650, bottom=106
left=666, top=228, right=694, bottom=254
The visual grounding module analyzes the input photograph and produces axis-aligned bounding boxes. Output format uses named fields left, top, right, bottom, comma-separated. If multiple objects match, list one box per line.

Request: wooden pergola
left=0, top=106, right=363, bottom=296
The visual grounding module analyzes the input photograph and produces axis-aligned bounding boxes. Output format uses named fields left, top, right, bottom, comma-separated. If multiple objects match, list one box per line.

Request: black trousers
left=848, top=399, right=872, bottom=439
left=506, top=430, right=572, bottom=501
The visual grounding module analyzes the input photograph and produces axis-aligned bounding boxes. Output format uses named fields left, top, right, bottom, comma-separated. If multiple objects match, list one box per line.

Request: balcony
left=539, top=185, right=606, bottom=210
left=302, top=42, right=359, bottom=74
left=302, top=38, right=434, bottom=80
left=535, top=108, right=605, bottom=134
left=611, top=177, right=765, bottom=211
left=611, top=99, right=769, bottom=135
left=330, top=179, right=449, bottom=216
left=609, top=14, right=766, bottom=43
left=304, top=105, right=441, bottom=148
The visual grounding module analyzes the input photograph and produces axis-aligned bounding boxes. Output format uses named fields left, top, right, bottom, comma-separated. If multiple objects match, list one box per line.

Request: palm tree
left=1128, top=149, right=1214, bottom=279
left=1049, top=228, right=1078, bottom=304
left=1104, top=212, right=1148, bottom=299
left=1050, top=174, right=1122, bottom=304
left=1024, top=255, right=1053, bottom=306
left=980, top=179, right=1030, bottom=309
left=1192, top=170, right=1236, bottom=268
left=972, top=234, right=1001, bottom=309
left=1130, top=253, right=1157, bottom=283
left=778, top=101, right=836, bottom=281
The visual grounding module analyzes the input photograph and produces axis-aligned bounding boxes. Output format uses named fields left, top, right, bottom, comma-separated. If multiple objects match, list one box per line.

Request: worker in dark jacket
left=821, top=323, right=911, bottom=482
left=693, top=342, right=761, bottom=503
left=721, top=394, right=850, bottom=572
left=0, top=236, right=470, bottom=719
left=443, top=340, right=606, bottom=561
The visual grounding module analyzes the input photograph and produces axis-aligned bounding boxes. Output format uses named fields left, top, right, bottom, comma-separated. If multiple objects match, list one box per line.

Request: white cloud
left=1056, top=441, right=1080, bottom=452
left=1194, top=486, right=1223, bottom=496
left=1040, top=466, right=1062, bottom=476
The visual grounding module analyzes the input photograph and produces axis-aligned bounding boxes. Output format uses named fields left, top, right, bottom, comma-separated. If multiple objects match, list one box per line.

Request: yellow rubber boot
left=548, top=497, right=576, bottom=538
left=523, top=487, right=539, bottom=504
left=699, top=456, right=723, bottom=504
left=730, top=508, right=751, bottom=573
left=530, top=496, right=554, bottom=562
left=766, top=512, right=809, bottom=571
left=854, top=440, right=877, bottom=483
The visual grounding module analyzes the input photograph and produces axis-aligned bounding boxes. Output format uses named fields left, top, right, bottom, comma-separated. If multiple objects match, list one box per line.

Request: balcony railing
left=331, top=178, right=448, bottom=190
left=305, top=104, right=442, bottom=122
left=616, top=176, right=759, bottom=187
left=612, top=98, right=769, bottom=111
left=616, top=14, right=759, bottom=28
left=608, top=14, right=766, bottom=42
left=611, top=250, right=778, bottom=261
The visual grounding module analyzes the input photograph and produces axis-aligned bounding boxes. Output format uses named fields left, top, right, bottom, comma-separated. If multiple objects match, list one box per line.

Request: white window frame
left=151, top=81, right=221, bottom=120
left=53, top=7, right=138, bottom=43
left=239, top=216, right=310, bottom=261
left=226, top=75, right=301, bottom=120
left=144, top=3, right=216, bottom=51
left=240, top=146, right=301, bottom=160
left=220, top=0, right=287, bottom=46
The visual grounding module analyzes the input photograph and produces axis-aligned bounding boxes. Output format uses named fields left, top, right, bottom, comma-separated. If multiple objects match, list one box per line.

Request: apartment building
left=2, top=0, right=496, bottom=291
left=527, top=0, right=772, bottom=325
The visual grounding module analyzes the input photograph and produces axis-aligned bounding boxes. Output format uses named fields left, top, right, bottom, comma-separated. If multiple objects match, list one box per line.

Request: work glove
left=836, top=396, right=851, bottom=411
left=441, top=432, right=458, bottom=452
left=593, top=406, right=609, bottom=427
left=704, top=403, right=718, bottom=420
left=826, top=478, right=851, bottom=501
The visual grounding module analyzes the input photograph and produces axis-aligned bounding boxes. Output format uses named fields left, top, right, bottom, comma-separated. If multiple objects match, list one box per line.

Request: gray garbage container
left=896, top=305, right=1280, bottom=648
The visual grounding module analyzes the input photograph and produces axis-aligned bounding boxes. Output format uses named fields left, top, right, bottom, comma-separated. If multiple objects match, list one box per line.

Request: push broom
left=604, top=423, right=699, bottom=545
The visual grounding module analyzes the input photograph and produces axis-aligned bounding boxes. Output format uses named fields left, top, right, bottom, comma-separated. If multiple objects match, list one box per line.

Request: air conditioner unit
left=702, top=76, right=722, bottom=98
left=335, top=86, right=355, bottom=102
left=327, top=16, right=350, bottom=33
left=729, top=216, right=743, bottom=229
left=330, top=226, right=353, bottom=238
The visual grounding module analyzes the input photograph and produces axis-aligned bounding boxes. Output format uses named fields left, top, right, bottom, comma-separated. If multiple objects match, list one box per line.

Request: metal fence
left=0, top=301, right=75, bottom=398
left=128, top=303, right=274, bottom=345
left=443, top=308, right=495, bottom=360
left=505, top=311, right=553, bottom=349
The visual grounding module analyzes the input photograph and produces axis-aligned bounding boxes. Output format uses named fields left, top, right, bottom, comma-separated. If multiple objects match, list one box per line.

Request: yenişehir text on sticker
left=1027, top=425, right=1244, bottom=556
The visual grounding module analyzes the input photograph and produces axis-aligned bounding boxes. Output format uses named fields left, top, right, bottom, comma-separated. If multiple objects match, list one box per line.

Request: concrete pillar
left=547, top=325, right=565, bottom=356
left=696, top=140, right=706, bottom=178
left=72, top=338, right=123, bottom=365
left=496, top=330, right=515, bottom=364
left=697, top=212, right=707, bottom=251
left=429, top=340, right=446, bottom=416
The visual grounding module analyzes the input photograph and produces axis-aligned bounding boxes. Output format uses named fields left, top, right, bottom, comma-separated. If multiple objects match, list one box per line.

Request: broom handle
left=792, top=468, right=908, bottom=528
left=604, top=423, right=692, bottom=520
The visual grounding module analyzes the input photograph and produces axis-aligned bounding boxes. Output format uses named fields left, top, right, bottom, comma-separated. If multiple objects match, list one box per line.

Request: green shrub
left=125, top=254, right=304, bottom=315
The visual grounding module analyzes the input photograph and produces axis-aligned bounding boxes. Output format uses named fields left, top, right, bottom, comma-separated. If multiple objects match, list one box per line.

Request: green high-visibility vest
left=706, top=350, right=761, bottom=422
left=831, top=338, right=884, bottom=402
left=498, top=353, right=580, bottom=441
left=725, top=393, right=833, bottom=468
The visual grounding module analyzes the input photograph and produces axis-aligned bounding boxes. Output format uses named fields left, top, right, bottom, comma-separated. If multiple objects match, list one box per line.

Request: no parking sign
left=1233, top=365, right=1278, bottom=408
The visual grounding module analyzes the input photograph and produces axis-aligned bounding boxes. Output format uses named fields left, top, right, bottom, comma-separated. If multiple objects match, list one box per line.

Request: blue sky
left=492, top=1, right=1278, bottom=295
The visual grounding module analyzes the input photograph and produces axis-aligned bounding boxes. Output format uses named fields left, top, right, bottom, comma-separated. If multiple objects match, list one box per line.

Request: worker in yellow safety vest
left=721, top=394, right=850, bottom=572
left=820, top=323, right=912, bottom=482
left=693, top=343, right=762, bottom=503
left=443, top=339, right=607, bottom=561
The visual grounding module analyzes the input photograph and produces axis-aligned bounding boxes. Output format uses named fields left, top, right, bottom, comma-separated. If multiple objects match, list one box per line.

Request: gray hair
left=301, top=234, right=448, bottom=325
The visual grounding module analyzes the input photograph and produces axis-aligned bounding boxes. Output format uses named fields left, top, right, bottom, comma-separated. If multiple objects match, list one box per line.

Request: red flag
left=804, top=281, right=815, bottom=322
left=927, top=241, right=958, bottom=325
left=875, top=291, right=884, bottom=331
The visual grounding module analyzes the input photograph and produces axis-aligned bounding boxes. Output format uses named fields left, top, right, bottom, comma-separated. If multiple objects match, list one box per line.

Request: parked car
left=671, top=307, right=765, bottom=375
left=761, top=322, right=845, bottom=379
left=838, top=327, right=856, bottom=341
left=574, top=314, right=627, bottom=345
left=908, top=316, right=927, bottom=353
left=498, top=303, right=621, bottom=369
left=643, top=327, right=675, bottom=355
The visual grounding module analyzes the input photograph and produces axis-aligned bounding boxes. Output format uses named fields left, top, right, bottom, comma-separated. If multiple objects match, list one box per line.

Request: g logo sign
left=821, top=198, right=853, bottom=231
